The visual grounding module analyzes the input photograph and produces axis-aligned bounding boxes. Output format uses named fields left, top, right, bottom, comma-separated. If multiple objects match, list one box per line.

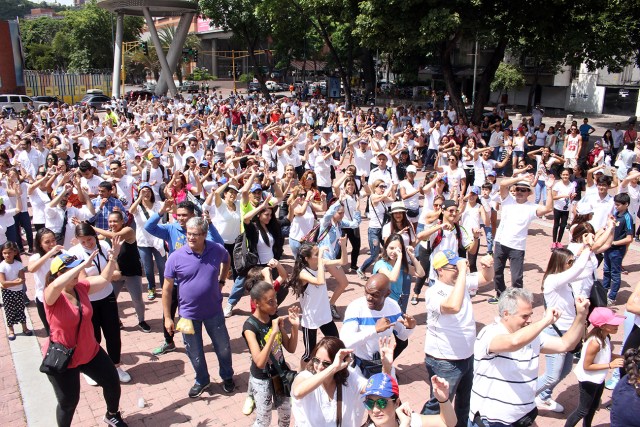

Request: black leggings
left=301, top=321, right=339, bottom=362
left=90, top=292, right=122, bottom=365
left=35, top=298, right=50, bottom=336
left=163, top=285, right=179, bottom=344
left=553, top=208, right=570, bottom=243
left=620, top=325, right=640, bottom=377
left=413, top=246, right=431, bottom=295
left=47, top=347, right=121, bottom=427
left=564, top=380, right=604, bottom=427
left=343, top=227, right=361, bottom=270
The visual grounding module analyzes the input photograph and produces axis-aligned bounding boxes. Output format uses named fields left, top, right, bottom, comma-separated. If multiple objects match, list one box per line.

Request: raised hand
left=379, top=336, right=396, bottom=366
left=288, top=305, right=301, bottom=328
left=399, top=313, right=416, bottom=329
left=431, top=375, right=451, bottom=403
left=332, top=348, right=353, bottom=371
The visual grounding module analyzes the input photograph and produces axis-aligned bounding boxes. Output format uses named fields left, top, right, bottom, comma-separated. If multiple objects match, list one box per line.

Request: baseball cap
left=250, top=183, right=262, bottom=193
left=588, top=307, right=625, bottom=327
left=487, top=171, right=497, bottom=177
left=432, top=249, right=465, bottom=270
left=147, top=150, right=161, bottom=160
left=233, top=145, right=243, bottom=152
left=50, top=254, right=83, bottom=275
left=442, top=199, right=457, bottom=209
left=406, top=165, right=417, bottom=174
left=138, top=182, right=152, bottom=191
left=362, top=373, right=399, bottom=399
left=469, top=186, right=481, bottom=195
left=199, top=160, right=210, bottom=168
left=375, top=126, right=385, bottom=133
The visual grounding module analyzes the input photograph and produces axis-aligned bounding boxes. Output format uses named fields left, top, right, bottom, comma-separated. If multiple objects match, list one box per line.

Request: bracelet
left=437, top=398, right=448, bottom=404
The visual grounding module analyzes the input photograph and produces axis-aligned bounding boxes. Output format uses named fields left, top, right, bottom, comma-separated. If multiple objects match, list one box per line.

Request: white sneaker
left=223, top=303, right=234, bottom=318
left=535, top=396, right=564, bottom=413
left=117, top=367, right=132, bottom=383
left=83, top=373, right=98, bottom=386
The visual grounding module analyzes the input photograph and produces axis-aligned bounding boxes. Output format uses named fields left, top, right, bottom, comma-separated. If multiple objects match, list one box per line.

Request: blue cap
left=362, top=373, right=399, bottom=398
left=487, top=170, right=497, bottom=177
left=469, top=186, right=481, bottom=195
left=138, top=182, right=152, bottom=191
left=199, top=160, right=210, bottom=168
left=218, top=177, right=228, bottom=185
left=432, top=249, right=464, bottom=269
left=106, top=149, right=115, bottom=156
left=250, top=183, right=262, bottom=193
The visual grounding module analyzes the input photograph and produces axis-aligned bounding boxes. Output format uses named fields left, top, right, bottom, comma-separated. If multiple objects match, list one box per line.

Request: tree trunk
left=526, top=66, right=540, bottom=113
left=315, top=15, right=351, bottom=109
left=361, top=49, right=375, bottom=94
left=439, top=34, right=466, bottom=120
left=471, top=38, right=508, bottom=123
left=245, top=34, right=271, bottom=100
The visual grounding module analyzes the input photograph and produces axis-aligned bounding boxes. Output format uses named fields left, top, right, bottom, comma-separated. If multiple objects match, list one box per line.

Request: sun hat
left=389, top=201, right=407, bottom=214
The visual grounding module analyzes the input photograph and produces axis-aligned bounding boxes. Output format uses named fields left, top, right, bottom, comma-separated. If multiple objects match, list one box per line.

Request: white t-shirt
left=28, top=254, right=52, bottom=302
left=424, top=276, right=478, bottom=359
left=353, top=148, right=373, bottom=176
left=67, top=241, right=114, bottom=301
left=0, top=259, right=24, bottom=292
left=567, top=242, right=598, bottom=298
left=552, top=181, right=576, bottom=211
left=444, top=166, right=465, bottom=194
left=399, top=180, right=420, bottom=211
left=256, top=230, right=274, bottom=264
left=29, top=188, right=50, bottom=225
left=620, top=183, right=639, bottom=221
left=473, top=158, right=497, bottom=186
left=289, top=204, right=316, bottom=241
left=299, top=268, right=332, bottom=329
left=133, top=202, right=166, bottom=255
left=573, top=336, right=610, bottom=384
left=292, top=366, right=368, bottom=427
left=0, top=209, right=19, bottom=245
left=494, top=196, right=539, bottom=251
left=208, top=201, right=241, bottom=245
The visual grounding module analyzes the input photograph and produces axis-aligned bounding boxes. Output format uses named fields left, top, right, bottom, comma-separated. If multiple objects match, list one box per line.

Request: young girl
left=27, top=228, right=63, bottom=336
left=289, top=241, right=347, bottom=368
left=564, top=307, right=625, bottom=427
left=0, top=241, right=31, bottom=340
left=242, top=281, right=300, bottom=427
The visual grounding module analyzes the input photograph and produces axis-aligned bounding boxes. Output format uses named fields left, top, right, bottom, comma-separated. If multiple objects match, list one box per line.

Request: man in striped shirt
left=469, top=288, right=589, bottom=426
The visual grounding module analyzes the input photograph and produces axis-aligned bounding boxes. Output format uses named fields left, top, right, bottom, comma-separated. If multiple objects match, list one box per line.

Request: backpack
left=145, top=164, right=166, bottom=185
left=586, top=146, right=602, bottom=167
left=233, top=232, right=259, bottom=276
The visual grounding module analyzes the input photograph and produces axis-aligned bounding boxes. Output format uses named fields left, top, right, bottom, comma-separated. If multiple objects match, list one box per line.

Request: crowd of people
left=1, top=90, right=640, bottom=427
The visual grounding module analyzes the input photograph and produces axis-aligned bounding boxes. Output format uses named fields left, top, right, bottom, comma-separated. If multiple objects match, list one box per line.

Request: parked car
left=31, top=96, right=63, bottom=108
left=126, top=90, right=153, bottom=101
left=247, top=82, right=261, bottom=93
left=179, top=82, right=199, bottom=93
left=0, top=94, right=39, bottom=114
left=76, top=94, right=112, bottom=110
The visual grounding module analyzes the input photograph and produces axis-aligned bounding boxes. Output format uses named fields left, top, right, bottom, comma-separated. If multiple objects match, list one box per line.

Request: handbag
left=589, top=279, right=608, bottom=311
left=40, top=289, right=82, bottom=375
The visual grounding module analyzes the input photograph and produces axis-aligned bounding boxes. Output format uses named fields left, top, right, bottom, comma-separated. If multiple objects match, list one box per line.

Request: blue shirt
left=90, top=196, right=128, bottom=230
left=611, top=209, right=633, bottom=247
left=318, top=201, right=361, bottom=259
left=144, top=212, right=224, bottom=253
left=164, top=240, right=229, bottom=320
left=373, top=259, right=411, bottom=302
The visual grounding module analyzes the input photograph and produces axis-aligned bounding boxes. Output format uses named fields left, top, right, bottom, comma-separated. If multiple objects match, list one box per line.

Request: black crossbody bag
left=40, top=289, right=82, bottom=375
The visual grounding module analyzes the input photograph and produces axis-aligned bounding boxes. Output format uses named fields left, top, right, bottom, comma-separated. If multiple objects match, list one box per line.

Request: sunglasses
left=311, top=357, right=332, bottom=369
left=378, top=185, right=387, bottom=189
left=515, top=188, right=530, bottom=193
left=364, top=397, right=395, bottom=411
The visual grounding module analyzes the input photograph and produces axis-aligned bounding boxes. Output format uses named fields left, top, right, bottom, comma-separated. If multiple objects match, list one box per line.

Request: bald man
left=340, top=273, right=416, bottom=378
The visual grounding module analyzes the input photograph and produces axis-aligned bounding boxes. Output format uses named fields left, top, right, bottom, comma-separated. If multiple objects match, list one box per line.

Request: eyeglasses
left=448, top=158, right=456, bottom=162
left=377, top=185, right=387, bottom=189
left=186, top=232, right=204, bottom=238
left=311, top=357, right=332, bottom=369
left=515, top=188, right=530, bottom=193
left=364, top=397, right=395, bottom=411
left=441, top=265, right=458, bottom=272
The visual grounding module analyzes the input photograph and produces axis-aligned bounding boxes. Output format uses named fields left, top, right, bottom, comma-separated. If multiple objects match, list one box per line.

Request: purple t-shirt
left=164, top=241, right=229, bottom=320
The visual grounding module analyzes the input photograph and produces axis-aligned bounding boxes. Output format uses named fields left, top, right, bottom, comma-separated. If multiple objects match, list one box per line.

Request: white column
left=156, top=12, right=195, bottom=95
left=143, top=7, right=179, bottom=96
left=111, top=13, right=124, bottom=98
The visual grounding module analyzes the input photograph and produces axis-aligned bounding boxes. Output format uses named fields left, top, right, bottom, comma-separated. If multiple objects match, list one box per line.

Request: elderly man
left=340, top=273, right=416, bottom=378
left=469, top=288, right=589, bottom=427
left=163, top=217, right=234, bottom=398
left=421, top=250, right=494, bottom=427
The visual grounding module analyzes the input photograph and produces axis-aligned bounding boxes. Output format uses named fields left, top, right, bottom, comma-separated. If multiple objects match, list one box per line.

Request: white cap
left=375, top=126, right=385, bottom=133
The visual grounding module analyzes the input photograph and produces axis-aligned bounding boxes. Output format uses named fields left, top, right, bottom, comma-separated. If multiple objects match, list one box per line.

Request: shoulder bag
left=40, top=289, right=82, bottom=375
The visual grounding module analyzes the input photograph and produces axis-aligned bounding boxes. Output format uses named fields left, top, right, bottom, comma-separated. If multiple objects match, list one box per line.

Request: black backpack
left=233, top=232, right=259, bottom=276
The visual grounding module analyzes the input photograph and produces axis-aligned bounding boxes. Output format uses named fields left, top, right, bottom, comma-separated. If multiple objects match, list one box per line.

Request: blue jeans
left=534, top=180, right=547, bottom=205
left=182, top=313, right=234, bottom=386
left=422, top=355, right=474, bottom=427
left=603, top=246, right=625, bottom=300
left=138, top=246, right=166, bottom=290
left=536, top=326, right=573, bottom=401
left=415, top=223, right=425, bottom=257
left=483, top=224, right=494, bottom=253
left=289, top=238, right=302, bottom=260
left=228, top=275, right=246, bottom=307
left=360, top=228, right=382, bottom=273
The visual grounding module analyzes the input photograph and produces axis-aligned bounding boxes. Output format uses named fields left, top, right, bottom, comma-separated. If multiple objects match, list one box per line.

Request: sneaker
left=188, top=382, right=210, bottom=398
left=104, top=411, right=128, bottom=427
left=635, top=236, right=640, bottom=243
left=152, top=341, right=176, bottom=356
left=242, top=395, right=255, bottom=415
left=117, top=367, right=131, bottom=383
left=138, top=321, right=151, bottom=333
left=550, top=243, right=557, bottom=250
left=607, top=298, right=615, bottom=306
left=147, top=289, right=156, bottom=300
left=223, top=303, right=234, bottom=318
left=487, top=297, right=499, bottom=304
left=223, top=378, right=235, bottom=393
left=605, top=378, right=618, bottom=390
left=330, top=304, right=340, bottom=320
left=410, top=296, right=418, bottom=305
left=556, top=242, right=564, bottom=249
left=356, top=269, right=367, bottom=280
left=83, top=373, right=98, bottom=386
left=535, top=396, right=564, bottom=413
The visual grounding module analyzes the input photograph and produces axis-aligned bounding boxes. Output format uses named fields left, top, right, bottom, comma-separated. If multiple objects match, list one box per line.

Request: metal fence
left=24, top=70, right=113, bottom=104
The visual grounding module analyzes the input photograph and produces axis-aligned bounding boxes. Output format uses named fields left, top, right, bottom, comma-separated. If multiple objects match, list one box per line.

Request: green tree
left=491, top=63, right=525, bottom=104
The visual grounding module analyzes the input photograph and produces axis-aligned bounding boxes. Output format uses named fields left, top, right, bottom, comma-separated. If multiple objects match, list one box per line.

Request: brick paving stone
left=2, top=189, right=639, bottom=426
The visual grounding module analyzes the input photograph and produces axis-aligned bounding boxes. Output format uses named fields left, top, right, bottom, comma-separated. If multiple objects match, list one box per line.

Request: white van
left=0, top=94, right=37, bottom=113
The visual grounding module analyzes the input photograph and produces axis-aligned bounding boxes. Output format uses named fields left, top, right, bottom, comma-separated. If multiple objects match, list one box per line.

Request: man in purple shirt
left=163, top=217, right=234, bottom=398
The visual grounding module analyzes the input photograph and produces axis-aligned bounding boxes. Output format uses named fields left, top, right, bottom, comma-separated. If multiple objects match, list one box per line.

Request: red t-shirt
left=44, top=281, right=100, bottom=369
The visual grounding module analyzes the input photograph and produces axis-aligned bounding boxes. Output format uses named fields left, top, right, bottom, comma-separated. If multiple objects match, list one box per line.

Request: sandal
left=8, top=333, right=16, bottom=341
left=23, top=329, right=33, bottom=336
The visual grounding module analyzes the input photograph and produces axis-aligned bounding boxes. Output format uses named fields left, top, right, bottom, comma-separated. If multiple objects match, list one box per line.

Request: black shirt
left=242, top=315, right=285, bottom=380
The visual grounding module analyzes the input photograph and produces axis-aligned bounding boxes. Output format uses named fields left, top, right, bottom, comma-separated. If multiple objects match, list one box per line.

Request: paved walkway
left=1, top=206, right=638, bottom=426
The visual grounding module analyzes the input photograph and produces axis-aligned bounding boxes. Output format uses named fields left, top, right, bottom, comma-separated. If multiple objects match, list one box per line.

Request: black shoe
left=138, top=321, right=151, bottom=333
left=104, top=411, right=128, bottom=427
left=119, top=320, right=124, bottom=330
left=487, top=297, right=499, bottom=304
left=188, top=382, right=210, bottom=398
left=223, top=378, right=235, bottom=393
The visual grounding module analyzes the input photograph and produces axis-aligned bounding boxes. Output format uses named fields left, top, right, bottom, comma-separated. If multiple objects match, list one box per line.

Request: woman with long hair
left=28, top=227, right=63, bottom=335
left=42, top=240, right=128, bottom=427
left=128, top=182, right=166, bottom=300
left=287, top=184, right=323, bottom=259
left=436, top=153, right=466, bottom=199
left=382, top=202, right=416, bottom=248
left=535, top=238, right=595, bottom=413
left=288, top=242, right=347, bottom=368
left=164, top=169, right=201, bottom=205
left=333, top=175, right=362, bottom=272
left=373, top=234, right=425, bottom=314
left=551, top=168, right=577, bottom=249
left=67, top=222, right=131, bottom=384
